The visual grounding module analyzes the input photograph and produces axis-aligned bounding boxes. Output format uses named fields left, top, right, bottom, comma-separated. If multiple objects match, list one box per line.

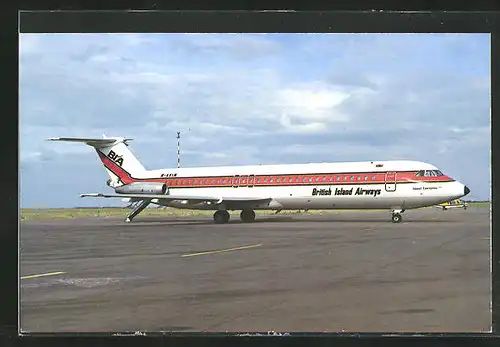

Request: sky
left=19, top=33, right=491, bottom=207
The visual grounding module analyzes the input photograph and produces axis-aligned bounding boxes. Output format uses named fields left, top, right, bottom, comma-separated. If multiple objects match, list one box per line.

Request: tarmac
left=20, top=206, right=491, bottom=333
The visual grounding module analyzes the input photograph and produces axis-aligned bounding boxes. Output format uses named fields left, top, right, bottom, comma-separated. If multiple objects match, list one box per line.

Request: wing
left=80, top=193, right=271, bottom=205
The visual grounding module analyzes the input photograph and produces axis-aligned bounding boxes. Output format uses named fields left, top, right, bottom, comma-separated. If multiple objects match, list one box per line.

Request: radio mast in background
left=177, top=131, right=181, bottom=168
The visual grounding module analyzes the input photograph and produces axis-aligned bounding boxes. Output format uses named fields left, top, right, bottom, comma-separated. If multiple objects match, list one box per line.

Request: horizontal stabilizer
left=47, top=137, right=132, bottom=148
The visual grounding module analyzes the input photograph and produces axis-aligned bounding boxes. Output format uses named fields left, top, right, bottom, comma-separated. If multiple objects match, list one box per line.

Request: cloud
left=19, top=33, right=491, bottom=206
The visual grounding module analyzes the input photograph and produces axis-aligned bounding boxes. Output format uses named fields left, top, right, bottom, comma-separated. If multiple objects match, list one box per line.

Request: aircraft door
left=385, top=171, right=397, bottom=192
left=233, top=175, right=254, bottom=188
left=233, top=175, right=240, bottom=188
left=248, top=174, right=255, bottom=187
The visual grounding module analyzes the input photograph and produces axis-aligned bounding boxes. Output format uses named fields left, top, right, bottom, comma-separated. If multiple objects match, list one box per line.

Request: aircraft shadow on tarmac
left=122, top=216, right=456, bottom=226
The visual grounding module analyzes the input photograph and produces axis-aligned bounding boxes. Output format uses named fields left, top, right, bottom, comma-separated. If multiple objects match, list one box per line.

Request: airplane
left=47, top=136, right=470, bottom=224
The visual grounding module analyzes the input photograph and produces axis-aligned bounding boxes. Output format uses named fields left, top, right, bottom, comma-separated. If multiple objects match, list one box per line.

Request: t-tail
left=47, top=136, right=146, bottom=187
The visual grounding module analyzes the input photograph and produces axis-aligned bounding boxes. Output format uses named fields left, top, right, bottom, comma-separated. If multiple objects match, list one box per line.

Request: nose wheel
left=391, top=213, right=403, bottom=223
left=391, top=209, right=404, bottom=223
left=213, top=210, right=230, bottom=224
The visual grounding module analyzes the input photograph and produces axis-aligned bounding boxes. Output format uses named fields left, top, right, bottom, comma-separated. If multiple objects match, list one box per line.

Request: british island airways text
left=313, top=187, right=382, bottom=197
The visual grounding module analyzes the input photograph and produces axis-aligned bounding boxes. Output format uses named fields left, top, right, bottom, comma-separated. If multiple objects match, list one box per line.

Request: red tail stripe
left=97, top=150, right=134, bottom=184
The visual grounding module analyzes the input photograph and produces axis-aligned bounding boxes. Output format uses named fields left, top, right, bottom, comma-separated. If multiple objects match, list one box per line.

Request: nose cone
left=464, top=186, right=470, bottom=196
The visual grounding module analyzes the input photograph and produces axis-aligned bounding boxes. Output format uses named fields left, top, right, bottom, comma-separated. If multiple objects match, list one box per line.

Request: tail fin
left=47, top=136, right=146, bottom=187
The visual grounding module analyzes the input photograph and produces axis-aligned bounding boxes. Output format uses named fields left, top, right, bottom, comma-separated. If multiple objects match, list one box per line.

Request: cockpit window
left=415, top=170, right=444, bottom=177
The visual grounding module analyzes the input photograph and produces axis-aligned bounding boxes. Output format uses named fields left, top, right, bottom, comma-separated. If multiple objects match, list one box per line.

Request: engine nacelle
left=115, top=182, right=167, bottom=195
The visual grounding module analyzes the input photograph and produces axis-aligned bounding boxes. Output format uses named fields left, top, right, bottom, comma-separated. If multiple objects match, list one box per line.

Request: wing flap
left=81, top=193, right=221, bottom=202
left=80, top=193, right=272, bottom=205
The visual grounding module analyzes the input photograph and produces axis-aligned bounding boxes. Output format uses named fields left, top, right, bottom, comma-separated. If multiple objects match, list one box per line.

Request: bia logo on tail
left=107, top=150, right=124, bottom=167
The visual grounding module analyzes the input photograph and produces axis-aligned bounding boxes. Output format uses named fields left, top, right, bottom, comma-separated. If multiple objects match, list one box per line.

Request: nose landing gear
left=391, top=209, right=405, bottom=223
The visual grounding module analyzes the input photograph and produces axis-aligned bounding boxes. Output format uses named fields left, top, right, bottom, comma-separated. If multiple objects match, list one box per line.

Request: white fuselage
left=124, top=160, right=467, bottom=212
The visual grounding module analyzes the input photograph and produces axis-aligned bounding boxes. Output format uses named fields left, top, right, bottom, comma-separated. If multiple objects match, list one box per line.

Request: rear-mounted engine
left=114, top=182, right=167, bottom=195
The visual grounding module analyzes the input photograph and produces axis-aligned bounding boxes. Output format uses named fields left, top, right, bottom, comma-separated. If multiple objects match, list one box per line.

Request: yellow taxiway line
left=20, top=271, right=66, bottom=280
left=182, top=244, right=263, bottom=258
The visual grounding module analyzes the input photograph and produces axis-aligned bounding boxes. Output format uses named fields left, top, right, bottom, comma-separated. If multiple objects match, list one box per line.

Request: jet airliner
left=47, top=136, right=470, bottom=224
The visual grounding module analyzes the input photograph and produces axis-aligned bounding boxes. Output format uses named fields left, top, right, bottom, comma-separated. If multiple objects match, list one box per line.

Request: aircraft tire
left=391, top=213, right=403, bottom=223
left=222, top=210, right=230, bottom=222
left=214, top=210, right=229, bottom=224
left=240, top=209, right=256, bottom=222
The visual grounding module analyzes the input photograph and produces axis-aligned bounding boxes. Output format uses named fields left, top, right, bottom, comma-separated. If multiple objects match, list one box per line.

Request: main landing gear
left=213, top=210, right=230, bottom=224
left=212, top=209, right=256, bottom=224
left=240, top=209, right=256, bottom=223
left=391, top=209, right=405, bottom=223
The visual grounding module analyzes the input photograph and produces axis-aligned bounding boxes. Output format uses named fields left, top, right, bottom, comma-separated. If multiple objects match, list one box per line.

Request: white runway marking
left=20, top=271, right=66, bottom=280
left=182, top=243, right=263, bottom=257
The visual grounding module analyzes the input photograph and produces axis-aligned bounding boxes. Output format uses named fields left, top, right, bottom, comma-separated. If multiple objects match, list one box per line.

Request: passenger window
left=329, top=176, right=333, bottom=181
left=336, top=176, right=340, bottom=181
left=302, top=177, right=307, bottom=183
left=322, top=176, right=326, bottom=181
left=350, top=176, right=354, bottom=181
left=364, top=176, right=368, bottom=180
left=357, top=176, right=361, bottom=180
left=372, top=176, right=376, bottom=180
